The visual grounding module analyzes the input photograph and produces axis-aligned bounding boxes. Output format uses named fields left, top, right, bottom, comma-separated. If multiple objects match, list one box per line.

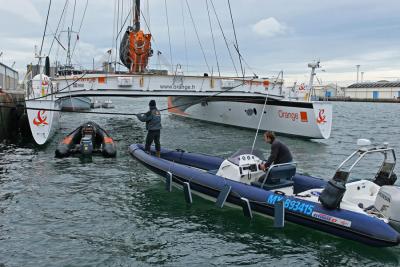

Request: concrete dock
left=0, top=89, right=30, bottom=142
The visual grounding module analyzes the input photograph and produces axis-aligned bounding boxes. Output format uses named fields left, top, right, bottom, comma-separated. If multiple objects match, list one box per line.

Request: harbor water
left=1, top=98, right=400, bottom=266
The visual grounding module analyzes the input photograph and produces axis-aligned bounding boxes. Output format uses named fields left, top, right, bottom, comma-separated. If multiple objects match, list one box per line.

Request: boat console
left=216, top=149, right=265, bottom=184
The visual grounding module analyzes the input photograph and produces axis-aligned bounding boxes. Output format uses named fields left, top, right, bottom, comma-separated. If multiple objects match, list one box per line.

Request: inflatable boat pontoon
left=56, top=121, right=116, bottom=158
left=129, top=139, right=400, bottom=247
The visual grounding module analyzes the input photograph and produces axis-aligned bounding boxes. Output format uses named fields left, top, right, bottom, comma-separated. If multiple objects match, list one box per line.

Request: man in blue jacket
left=136, top=100, right=162, bottom=157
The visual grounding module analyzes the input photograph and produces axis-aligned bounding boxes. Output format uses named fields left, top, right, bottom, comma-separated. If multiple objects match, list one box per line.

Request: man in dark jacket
left=136, top=100, right=162, bottom=157
left=259, top=131, right=293, bottom=171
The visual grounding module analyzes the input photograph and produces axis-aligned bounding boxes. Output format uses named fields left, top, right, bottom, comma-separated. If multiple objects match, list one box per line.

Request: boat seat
left=251, top=163, right=296, bottom=190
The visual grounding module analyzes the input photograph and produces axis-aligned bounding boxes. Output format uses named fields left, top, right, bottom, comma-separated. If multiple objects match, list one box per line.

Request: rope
left=206, top=0, right=220, bottom=77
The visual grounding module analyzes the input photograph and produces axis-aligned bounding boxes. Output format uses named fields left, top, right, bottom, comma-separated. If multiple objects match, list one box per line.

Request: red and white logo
left=33, top=110, right=48, bottom=126
left=316, top=109, right=327, bottom=124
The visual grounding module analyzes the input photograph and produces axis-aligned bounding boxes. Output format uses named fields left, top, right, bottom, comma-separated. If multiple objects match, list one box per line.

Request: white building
left=312, top=83, right=345, bottom=98
left=345, top=81, right=400, bottom=100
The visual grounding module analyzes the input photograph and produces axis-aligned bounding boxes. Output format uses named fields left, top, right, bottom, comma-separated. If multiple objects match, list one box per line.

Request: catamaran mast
left=120, top=0, right=152, bottom=72
left=133, top=0, right=140, bottom=31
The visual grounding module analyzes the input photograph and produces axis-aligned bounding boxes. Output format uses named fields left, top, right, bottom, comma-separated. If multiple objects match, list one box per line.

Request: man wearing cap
left=259, top=131, right=293, bottom=171
left=136, top=100, right=162, bottom=157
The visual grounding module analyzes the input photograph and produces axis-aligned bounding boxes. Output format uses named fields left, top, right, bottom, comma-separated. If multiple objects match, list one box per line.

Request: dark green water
left=1, top=98, right=399, bottom=266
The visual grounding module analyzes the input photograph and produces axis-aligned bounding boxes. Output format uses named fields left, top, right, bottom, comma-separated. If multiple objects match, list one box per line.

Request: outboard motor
left=79, top=123, right=95, bottom=156
left=319, top=171, right=348, bottom=209
left=374, top=186, right=400, bottom=231
left=80, top=135, right=93, bottom=155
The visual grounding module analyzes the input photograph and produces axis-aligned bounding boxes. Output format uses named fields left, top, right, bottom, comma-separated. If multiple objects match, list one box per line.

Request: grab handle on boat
left=166, top=171, right=173, bottom=192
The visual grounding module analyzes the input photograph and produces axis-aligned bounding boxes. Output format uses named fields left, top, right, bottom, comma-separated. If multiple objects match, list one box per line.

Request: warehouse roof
left=348, top=82, right=400, bottom=88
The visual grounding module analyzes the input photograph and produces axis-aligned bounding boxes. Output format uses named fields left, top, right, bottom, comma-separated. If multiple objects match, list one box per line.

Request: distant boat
left=60, top=97, right=91, bottom=111
left=90, top=98, right=101, bottom=109
left=102, top=99, right=114, bottom=109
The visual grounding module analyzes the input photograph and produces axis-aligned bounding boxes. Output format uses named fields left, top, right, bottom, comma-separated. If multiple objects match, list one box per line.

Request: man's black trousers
left=145, top=129, right=161, bottom=152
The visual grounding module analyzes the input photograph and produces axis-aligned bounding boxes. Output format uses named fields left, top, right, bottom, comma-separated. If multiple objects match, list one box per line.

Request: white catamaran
left=25, top=0, right=332, bottom=145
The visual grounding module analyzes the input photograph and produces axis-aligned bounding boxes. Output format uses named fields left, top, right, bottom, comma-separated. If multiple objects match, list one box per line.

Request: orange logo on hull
left=33, top=110, right=48, bottom=126
left=316, top=109, right=327, bottom=124
left=300, top=111, right=308, bottom=122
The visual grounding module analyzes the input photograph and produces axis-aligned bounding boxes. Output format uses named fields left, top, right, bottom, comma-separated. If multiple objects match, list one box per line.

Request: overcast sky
left=0, top=0, right=399, bottom=85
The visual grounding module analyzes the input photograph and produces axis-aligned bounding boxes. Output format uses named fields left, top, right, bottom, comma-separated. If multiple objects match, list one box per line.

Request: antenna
left=307, top=60, right=321, bottom=101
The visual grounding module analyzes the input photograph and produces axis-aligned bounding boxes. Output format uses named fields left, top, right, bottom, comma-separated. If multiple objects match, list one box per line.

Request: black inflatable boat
left=55, top=121, right=116, bottom=158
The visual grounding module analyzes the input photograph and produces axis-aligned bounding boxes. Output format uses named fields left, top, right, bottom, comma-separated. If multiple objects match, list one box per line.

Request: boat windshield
left=228, top=147, right=265, bottom=165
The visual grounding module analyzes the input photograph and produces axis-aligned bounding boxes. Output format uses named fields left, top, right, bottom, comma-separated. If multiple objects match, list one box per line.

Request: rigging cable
left=209, top=0, right=238, bottom=76
left=146, top=0, right=151, bottom=32
left=71, top=0, right=77, bottom=31
left=180, top=0, right=189, bottom=73
left=115, top=0, right=120, bottom=71
left=39, top=0, right=52, bottom=59
left=55, top=0, right=69, bottom=64
left=48, top=0, right=69, bottom=56
left=250, top=96, right=268, bottom=154
left=112, top=0, right=117, bottom=70
left=71, top=0, right=89, bottom=59
left=120, top=0, right=125, bottom=71
left=227, top=0, right=244, bottom=78
left=0, top=78, right=257, bottom=117
left=206, top=0, right=220, bottom=77
left=250, top=72, right=283, bottom=153
left=185, top=0, right=211, bottom=74
left=164, top=0, right=174, bottom=73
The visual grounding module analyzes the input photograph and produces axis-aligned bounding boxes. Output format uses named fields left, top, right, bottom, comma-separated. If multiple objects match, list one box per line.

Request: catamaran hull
left=129, top=144, right=400, bottom=247
left=168, top=96, right=332, bottom=139
left=26, top=100, right=60, bottom=145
